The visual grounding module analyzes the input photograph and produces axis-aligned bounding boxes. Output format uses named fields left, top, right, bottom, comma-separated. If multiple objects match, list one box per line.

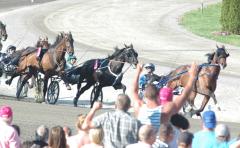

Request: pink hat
left=159, top=87, right=173, bottom=105
left=0, top=105, right=13, bottom=118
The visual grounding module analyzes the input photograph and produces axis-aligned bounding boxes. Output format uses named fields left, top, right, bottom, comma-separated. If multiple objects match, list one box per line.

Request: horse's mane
left=205, top=52, right=215, bottom=64
left=0, top=21, right=5, bottom=29
left=49, top=35, right=62, bottom=49
left=107, top=46, right=125, bottom=59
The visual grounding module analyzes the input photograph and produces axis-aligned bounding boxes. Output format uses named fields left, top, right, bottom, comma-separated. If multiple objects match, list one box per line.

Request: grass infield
left=180, top=3, right=240, bottom=47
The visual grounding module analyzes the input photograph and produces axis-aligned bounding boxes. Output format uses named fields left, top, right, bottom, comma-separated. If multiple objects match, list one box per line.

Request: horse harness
left=94, top=59, right=132, bottom=86
left=164, top=63, right=221, bottom=87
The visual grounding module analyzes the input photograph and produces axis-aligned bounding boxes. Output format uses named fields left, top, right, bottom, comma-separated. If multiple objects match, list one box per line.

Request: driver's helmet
left=144, top=63, right=155, bottom=72
left=7, top=45, right=16, bottom=53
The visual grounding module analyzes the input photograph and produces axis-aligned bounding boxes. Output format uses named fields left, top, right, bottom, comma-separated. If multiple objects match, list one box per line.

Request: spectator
left=169, top=113, right=190, bottom=148
left=22, top=140, right=34, bottom=148
left=170, top=114, right=190, bottom=131
left=178, top=131, right=194, bottom=148
left=82, top=94, right=140, bottom=148
left=63, top=126, right=72, bottom=138
left=127, top=125, right=157, bottom=148
left=0, top=105, right=21, bottom=148
left=12, top=124, right=20, bottom=137
left=152, top=123, right=174, bottom=148
left=83, top=128, right=104, bottom=148
left=48, top=126, right=67, bottom=148
left=158, top=87, right=173, bottom=105
left=230, top=140, right=240, bottom=148
left=32, top=125, right=49, bottom=148
left=192, top=110, right=217, bottom=148
left=131, top=62, right=198, bottom=129
left=67, top=114, right=90, bottom=148
left=229, top=133, right=240, bottom=148
left=214, top=124, right=230, bottom=148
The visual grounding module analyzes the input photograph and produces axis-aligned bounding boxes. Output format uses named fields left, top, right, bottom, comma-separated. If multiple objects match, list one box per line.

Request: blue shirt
left=213, top=141, right=230, bottom=148
left=192, top=130, right=216, bottom=148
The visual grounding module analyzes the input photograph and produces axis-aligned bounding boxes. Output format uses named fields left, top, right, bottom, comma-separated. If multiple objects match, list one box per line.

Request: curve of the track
left=0, top=0, right=240, bottom=122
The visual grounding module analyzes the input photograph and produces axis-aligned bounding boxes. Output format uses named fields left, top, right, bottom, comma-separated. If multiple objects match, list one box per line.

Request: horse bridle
left=96, top=53, right=135, bottom=86
left=64, top=35, right=74, bottom=55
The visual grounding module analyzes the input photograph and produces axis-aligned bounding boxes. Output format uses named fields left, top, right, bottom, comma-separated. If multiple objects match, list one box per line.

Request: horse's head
left=206, top=45, right=229, bottom=69
left=117, top=44, right=138, bottom=66
left=0, top=21, right=7, bottom=41
left=36, top=36, right=50, bottom=49
left=62, top=32, right=74, bottom=55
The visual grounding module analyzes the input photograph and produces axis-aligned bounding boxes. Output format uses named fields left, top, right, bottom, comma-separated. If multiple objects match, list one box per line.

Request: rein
left=97, top=59, right=132, bottom=76
left=95, top=59, right=133, bottom=85
left=169, top=63, right=220, bottom=82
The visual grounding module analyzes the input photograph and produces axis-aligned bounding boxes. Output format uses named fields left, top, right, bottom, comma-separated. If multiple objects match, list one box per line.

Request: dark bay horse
left=6, top=32, right=74, bottom=100
left=167, top=45, right=229, bottom=116
left=0, top=21, right=8, bottom=51
left=72, top=44, right=138, bottom=107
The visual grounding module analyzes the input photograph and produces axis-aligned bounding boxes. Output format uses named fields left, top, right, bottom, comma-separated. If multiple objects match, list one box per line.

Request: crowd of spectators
left=1, top=62, right=240, bottom=148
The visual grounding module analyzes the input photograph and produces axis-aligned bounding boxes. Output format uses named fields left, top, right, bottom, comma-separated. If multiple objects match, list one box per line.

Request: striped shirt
left=138, top=105, right=162, bottom=130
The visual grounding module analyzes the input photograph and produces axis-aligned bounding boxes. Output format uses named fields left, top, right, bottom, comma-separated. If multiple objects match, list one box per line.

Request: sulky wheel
left=90, top=85, right=103, bottom=107
left=16, top=76, right=29, bottom=98
left=34, top=77, right=44, bottom=103
left=47, top=81, right=60, bottom=104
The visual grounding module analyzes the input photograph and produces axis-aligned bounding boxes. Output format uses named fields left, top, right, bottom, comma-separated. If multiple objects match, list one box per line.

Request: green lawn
left=180, top=3, right=240, bottom=47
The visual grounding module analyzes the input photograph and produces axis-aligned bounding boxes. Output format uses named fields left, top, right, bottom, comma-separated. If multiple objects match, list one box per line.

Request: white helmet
left=144, top=63, right=155, bottom=71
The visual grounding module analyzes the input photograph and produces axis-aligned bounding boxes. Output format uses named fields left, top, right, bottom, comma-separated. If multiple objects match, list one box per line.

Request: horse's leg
left=73, top=78, right=83, bottom=107
left=91, top=85, right=102, bottom=108
left=28, top=76, right=35, bottom=88
left=43, top=76, right=49, bottom=103
left=188, top=91, right=197, bottom=110
left=192, top=94, right=210, bottom=116
left=73, top=81, right=93, bottom=107
left=16, top=73, right=32, bottom=98
left=0, top=42, right=2, bottom=51
left=5, top=72, right=20, bottom=85
left=113, top=83, right=126, bottom=94
left=211, top=92, right=221, bottom=111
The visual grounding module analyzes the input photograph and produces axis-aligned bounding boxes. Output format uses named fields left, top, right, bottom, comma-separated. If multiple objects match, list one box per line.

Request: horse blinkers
left=216, top=50, right=229, bottom=69
left=125, top=46, right=138, bottom=66
left=64, top=33, right=74, bottom=55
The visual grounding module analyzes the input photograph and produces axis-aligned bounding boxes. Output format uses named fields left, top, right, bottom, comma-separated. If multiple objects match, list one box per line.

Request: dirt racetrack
left=0, top=0, right=240, bottom=142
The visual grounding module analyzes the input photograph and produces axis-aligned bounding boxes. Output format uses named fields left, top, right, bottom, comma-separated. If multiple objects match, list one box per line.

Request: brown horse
left=0, top=21, right=8, bottom=51
left=6, top=32, right=74, bottom=100
left=167, top=45, right=229, bottom=116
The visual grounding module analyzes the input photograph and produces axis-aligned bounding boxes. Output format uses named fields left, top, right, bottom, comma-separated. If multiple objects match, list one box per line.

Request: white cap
left=215, top=124, right=229, bottom=137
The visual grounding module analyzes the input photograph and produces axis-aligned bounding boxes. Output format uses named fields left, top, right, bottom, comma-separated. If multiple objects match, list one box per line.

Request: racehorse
left=71, top=44, right=138, bottom=107
left=0, top=37, right=50, bottom=78
left=6, top=32, right=74, bottom=100
left=0, top=21, right=8, bottom=51
left=166, top=45, right=229, bottom=116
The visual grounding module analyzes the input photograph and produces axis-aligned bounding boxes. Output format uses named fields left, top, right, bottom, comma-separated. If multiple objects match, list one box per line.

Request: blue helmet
left=144, top=63, right=155, bottom=71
